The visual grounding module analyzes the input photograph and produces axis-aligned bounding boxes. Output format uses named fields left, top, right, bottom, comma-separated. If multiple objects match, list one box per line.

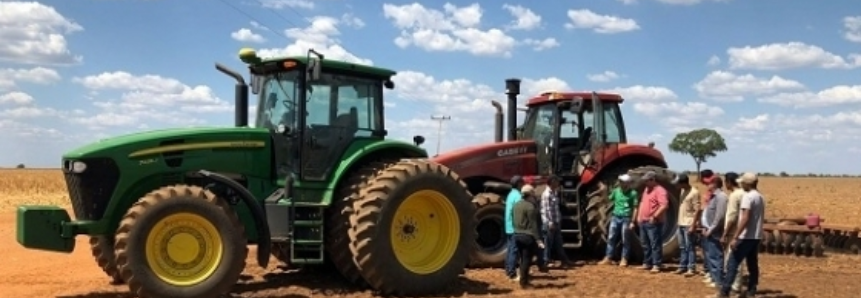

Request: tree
left=668, top=128, right=728, bottom=178
left=16, top=163, right=25, bottom=169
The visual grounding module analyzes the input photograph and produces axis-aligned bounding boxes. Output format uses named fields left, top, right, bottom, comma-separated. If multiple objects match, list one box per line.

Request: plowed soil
left=2, top=173, right=861, bottom=298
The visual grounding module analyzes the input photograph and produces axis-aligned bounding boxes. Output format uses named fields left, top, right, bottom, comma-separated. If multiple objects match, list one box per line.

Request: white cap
left=521, top=184, right=535, bottom=195
left=618, top=174, right=632, bottom=182
left=736, top=172, right=758, bottom=184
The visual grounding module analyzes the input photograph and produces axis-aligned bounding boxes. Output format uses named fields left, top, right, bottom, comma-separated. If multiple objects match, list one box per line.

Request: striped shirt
left=540, top=187, right=561, bottom=225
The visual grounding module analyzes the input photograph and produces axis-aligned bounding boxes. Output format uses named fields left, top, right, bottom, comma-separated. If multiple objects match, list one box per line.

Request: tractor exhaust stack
left=491, top=100, right=503, bottom=143
left=504, top=78, right=521, bottom=141
left=215, top=63, right=249, bottom=127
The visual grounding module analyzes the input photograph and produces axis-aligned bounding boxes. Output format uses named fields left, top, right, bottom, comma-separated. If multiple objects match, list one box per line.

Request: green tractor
left=15, top=48, right=475, bottom=298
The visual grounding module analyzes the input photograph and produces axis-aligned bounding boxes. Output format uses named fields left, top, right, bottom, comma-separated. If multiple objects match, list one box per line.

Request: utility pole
left=430, top=115, right=451, bottom=155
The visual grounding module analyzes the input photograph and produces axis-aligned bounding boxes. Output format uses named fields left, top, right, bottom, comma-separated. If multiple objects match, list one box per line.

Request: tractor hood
left=431, top=140, right=539, bottom=183
left=63, top=126, right=271, bottom=160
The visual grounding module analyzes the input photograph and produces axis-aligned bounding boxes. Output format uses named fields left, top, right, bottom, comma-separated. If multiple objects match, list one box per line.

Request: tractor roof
left=258, top=55, right=397, bottom=78
left=526, top=91, right=624, bottom=106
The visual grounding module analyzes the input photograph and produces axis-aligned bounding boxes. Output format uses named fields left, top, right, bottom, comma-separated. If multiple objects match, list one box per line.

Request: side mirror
left=384, top=80, right=395, bottom=89
left=307, top=58, right=321, bottom=81
left=570, top=96, right=584, bottom=113
left=413, top=135, right=425, bottom=146
left=251, top=74, right=262, bottom=95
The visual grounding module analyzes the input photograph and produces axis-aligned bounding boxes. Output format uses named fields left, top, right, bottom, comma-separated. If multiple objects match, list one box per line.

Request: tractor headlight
left=70, top=161, right=87, bottom=173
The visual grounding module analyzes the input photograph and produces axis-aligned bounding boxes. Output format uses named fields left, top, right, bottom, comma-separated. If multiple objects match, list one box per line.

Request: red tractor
left=431, top=79, right=681, bottom=267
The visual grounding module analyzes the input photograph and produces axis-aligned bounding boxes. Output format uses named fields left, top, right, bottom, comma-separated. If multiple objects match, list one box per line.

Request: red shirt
left=637, top=184, right=669, bottom=223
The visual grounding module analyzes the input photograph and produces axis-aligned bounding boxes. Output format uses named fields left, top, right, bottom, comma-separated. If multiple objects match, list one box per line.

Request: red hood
left=432, top=140, right=539, bottom=184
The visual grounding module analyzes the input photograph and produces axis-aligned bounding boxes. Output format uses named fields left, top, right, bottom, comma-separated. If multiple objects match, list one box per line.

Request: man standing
left=715, top=172, right=766, bottom=298
left=702, top=177, right=728, bottom=289
left=635, top=171, right=669, bottom=273
left=697, top=169, right=717, bottom=282
left=505, top=175, right=525, bottom=281
left=540, top=176, right=573, bottom=268
left=598, top=174, right=639, bottom=267
left=673, top=174, right=700, bottom=276
left=512, top=184, right=546, bottom=289
left=722, top=172, right=746, bottom=292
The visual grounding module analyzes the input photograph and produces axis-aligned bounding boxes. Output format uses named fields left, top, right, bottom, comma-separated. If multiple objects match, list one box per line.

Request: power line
left=430, top=115, right=451, bottom=156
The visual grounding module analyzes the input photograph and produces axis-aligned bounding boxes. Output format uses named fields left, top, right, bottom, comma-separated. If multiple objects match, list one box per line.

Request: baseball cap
left=521, top=184, right=535, bottom=196
left=673, top=174, right=689, bottom=185
left=641, top=171, right=656, bottom=180
left=510, top=175, right=524, bottom=186
left=618, top=174, right=632, bottom=182
left=737, top=172, right=758, bottom=184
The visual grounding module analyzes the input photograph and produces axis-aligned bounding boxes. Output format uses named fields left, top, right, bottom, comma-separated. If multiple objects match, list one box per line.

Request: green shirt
left=609, top=187, right=639, bottom=217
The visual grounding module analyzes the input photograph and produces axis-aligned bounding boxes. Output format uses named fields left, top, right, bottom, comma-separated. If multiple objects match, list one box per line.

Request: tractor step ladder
left=560, top=188, right=584, bottom=249
left=289, top=203, right=326, bottom=264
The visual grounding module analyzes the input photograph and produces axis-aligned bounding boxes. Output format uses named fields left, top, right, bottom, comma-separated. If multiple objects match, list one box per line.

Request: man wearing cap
left=702, top=177, right=729, bottom=288
left=697, top=169, right=717, bottom=282
left=715, top=172, right=766, bottom=298
left=635, top=171, right=669, bottom=273
left=673, top=174, right=700, bottom=276
left=722, top=172, right=746, bottom=292
left=512, top=184, right=546, bottom=289
left=598, top=173, right=639, bottom=267
left=505, top=175, right=526, bottom=281
left=541, top=176, right=574, bottom=268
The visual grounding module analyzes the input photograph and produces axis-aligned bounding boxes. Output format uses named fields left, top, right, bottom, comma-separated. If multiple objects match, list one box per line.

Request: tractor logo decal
left=496, top=146, right=528, bottom=157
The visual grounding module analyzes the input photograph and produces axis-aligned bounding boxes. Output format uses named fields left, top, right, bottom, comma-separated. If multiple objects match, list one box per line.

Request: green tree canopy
left=668, top=128, right=728, bottom=176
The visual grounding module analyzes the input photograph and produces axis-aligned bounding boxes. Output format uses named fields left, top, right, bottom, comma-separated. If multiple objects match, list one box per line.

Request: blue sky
left=2, top=0, right=861, bottom=174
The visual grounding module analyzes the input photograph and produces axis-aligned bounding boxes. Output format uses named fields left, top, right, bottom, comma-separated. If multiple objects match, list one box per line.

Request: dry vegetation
left=3, top=169, right=860, bottom=226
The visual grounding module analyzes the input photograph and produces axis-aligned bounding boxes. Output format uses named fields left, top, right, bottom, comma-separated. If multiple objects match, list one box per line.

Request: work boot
left=619, top=259, right=628, bottom=267
left=674, top=268, right=686, bottom=274
left=684, top=270, right=696, bottom=277
left=598, top=257, right=613, bottom=265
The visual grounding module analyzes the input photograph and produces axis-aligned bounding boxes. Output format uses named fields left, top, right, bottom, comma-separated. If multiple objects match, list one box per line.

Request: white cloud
left=654, top=0, right=728, bottom=5
left=522, top=38, right=559, bottom=51
left=617, top=0, right=638, bottom=4
left=250, top=21, right=269, bottom=32
left=257, top=16, right=372, bottom=65
left=843, top=16, right=861, bottom=43
left=0, top=67, right=61, bottom=91
left=502, top=4, right=541, bottom=31
left=727, top=42, right=861, bottom=70
left=601, top=85, right=678, bottom=101
left=521, top=77, right=571, bottom=97
left=0, top=92, right=34, bottom=105
left=230, top=28, right=266, bottom=43
left=706, top=55, right=721, bottom=66
left=0, top=1, right=83, bottom=66
left=382, top=3, right=517, bottom=57
left=258, top=0, right=314, bottom=9
left=758, top=85, right=861, bottom=108
left=71, top=72, right=231, bottom=129
left=587, top=71, right=620, bottom=82
left=564, top=9, right=640, bottom=34
left=633, top=101, right=724, bottom=131
left=693, top=71, right=806, bottom=102
left=341, top=13, right=365, bottom=29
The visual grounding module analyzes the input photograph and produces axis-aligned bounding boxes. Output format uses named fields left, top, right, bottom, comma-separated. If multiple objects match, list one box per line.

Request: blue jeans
left=638, top=221, right=664, bottom=267
left=604, top=215, right=632, bottom=259
left=543, top=224, right=569, bottom=263
left=677, top=226, right=696, bottom=270
left=722, top=239, right=760, bottom=296
left=703, top=234, right=724, bottom=285
left=505, top=234, right=519, bottom=278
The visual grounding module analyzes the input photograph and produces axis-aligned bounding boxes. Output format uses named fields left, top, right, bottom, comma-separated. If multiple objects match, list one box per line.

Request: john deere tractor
left=15, top=49, right=475, bottom=298
left=432, top=79, right=681, bottom=267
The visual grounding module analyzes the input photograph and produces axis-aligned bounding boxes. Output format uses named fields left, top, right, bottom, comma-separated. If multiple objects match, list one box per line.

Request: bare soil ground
left=1, top=211, right=859, bottom=298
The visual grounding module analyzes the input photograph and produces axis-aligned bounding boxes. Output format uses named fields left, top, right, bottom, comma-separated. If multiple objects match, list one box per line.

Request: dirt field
left=2, top=169, right=860, bottom=298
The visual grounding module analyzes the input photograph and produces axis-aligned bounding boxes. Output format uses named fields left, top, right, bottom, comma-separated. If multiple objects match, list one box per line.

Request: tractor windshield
left=257, top=70, right=300, bottom=129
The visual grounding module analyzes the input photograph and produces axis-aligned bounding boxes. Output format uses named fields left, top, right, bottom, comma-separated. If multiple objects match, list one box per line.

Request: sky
left=1, top=0, right=861, bottom=174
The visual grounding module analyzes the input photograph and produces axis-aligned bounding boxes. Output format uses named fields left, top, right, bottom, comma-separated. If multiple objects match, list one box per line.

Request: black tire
left=270, top=243, right=291, bottom=266
left=468, top=192, right=506, bottom=268
left=89, top=236, right=124, bottom=285
left=584, top=166, right=681, bottom=262
left=114, top=185, right=247, bottom=298
left=325, top=160, right=395, bottom=286
left=347, top=159, right=474, bottom=296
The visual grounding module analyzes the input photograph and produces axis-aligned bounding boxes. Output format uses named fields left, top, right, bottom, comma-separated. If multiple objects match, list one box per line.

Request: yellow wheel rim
left=145, top=213, right=223, bottom=286
left=390, top=190, right=460, bottom=275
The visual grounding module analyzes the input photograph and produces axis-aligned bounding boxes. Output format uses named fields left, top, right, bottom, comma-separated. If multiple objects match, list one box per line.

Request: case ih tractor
left=15, top=49, right=475, bottom=298
left=431, top=79, right=681, bottom=267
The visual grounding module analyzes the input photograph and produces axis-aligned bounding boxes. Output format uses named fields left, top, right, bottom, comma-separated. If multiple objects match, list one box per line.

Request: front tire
left=348, top=159, right=474, bottom=296
left=89, top=236, right=124, bottom=285
left=114, top=185, right=247, bottom=298
left=468, top=192, right=506, bottom=268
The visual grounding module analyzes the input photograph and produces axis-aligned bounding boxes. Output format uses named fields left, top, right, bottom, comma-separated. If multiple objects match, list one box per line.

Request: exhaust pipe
left=491, top=100, right=503, bottom=143
left=504, top=78, right=521, bottom=141
left=215, top=63, right=249, bottom=127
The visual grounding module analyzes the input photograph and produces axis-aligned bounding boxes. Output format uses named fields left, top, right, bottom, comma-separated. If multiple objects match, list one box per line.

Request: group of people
left=502, top=170, right=767, bottom=298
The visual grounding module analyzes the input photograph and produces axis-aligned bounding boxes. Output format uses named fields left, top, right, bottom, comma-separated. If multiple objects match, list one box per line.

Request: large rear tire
left=468, top=192, right=506, bottom=268
left=114, top=185, right=247, bottom=298
left=326, top=160, right=395, bottom=286
left=89, top=236, right=124, bottom=285
left=348, top=159, right=474, bottom=296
